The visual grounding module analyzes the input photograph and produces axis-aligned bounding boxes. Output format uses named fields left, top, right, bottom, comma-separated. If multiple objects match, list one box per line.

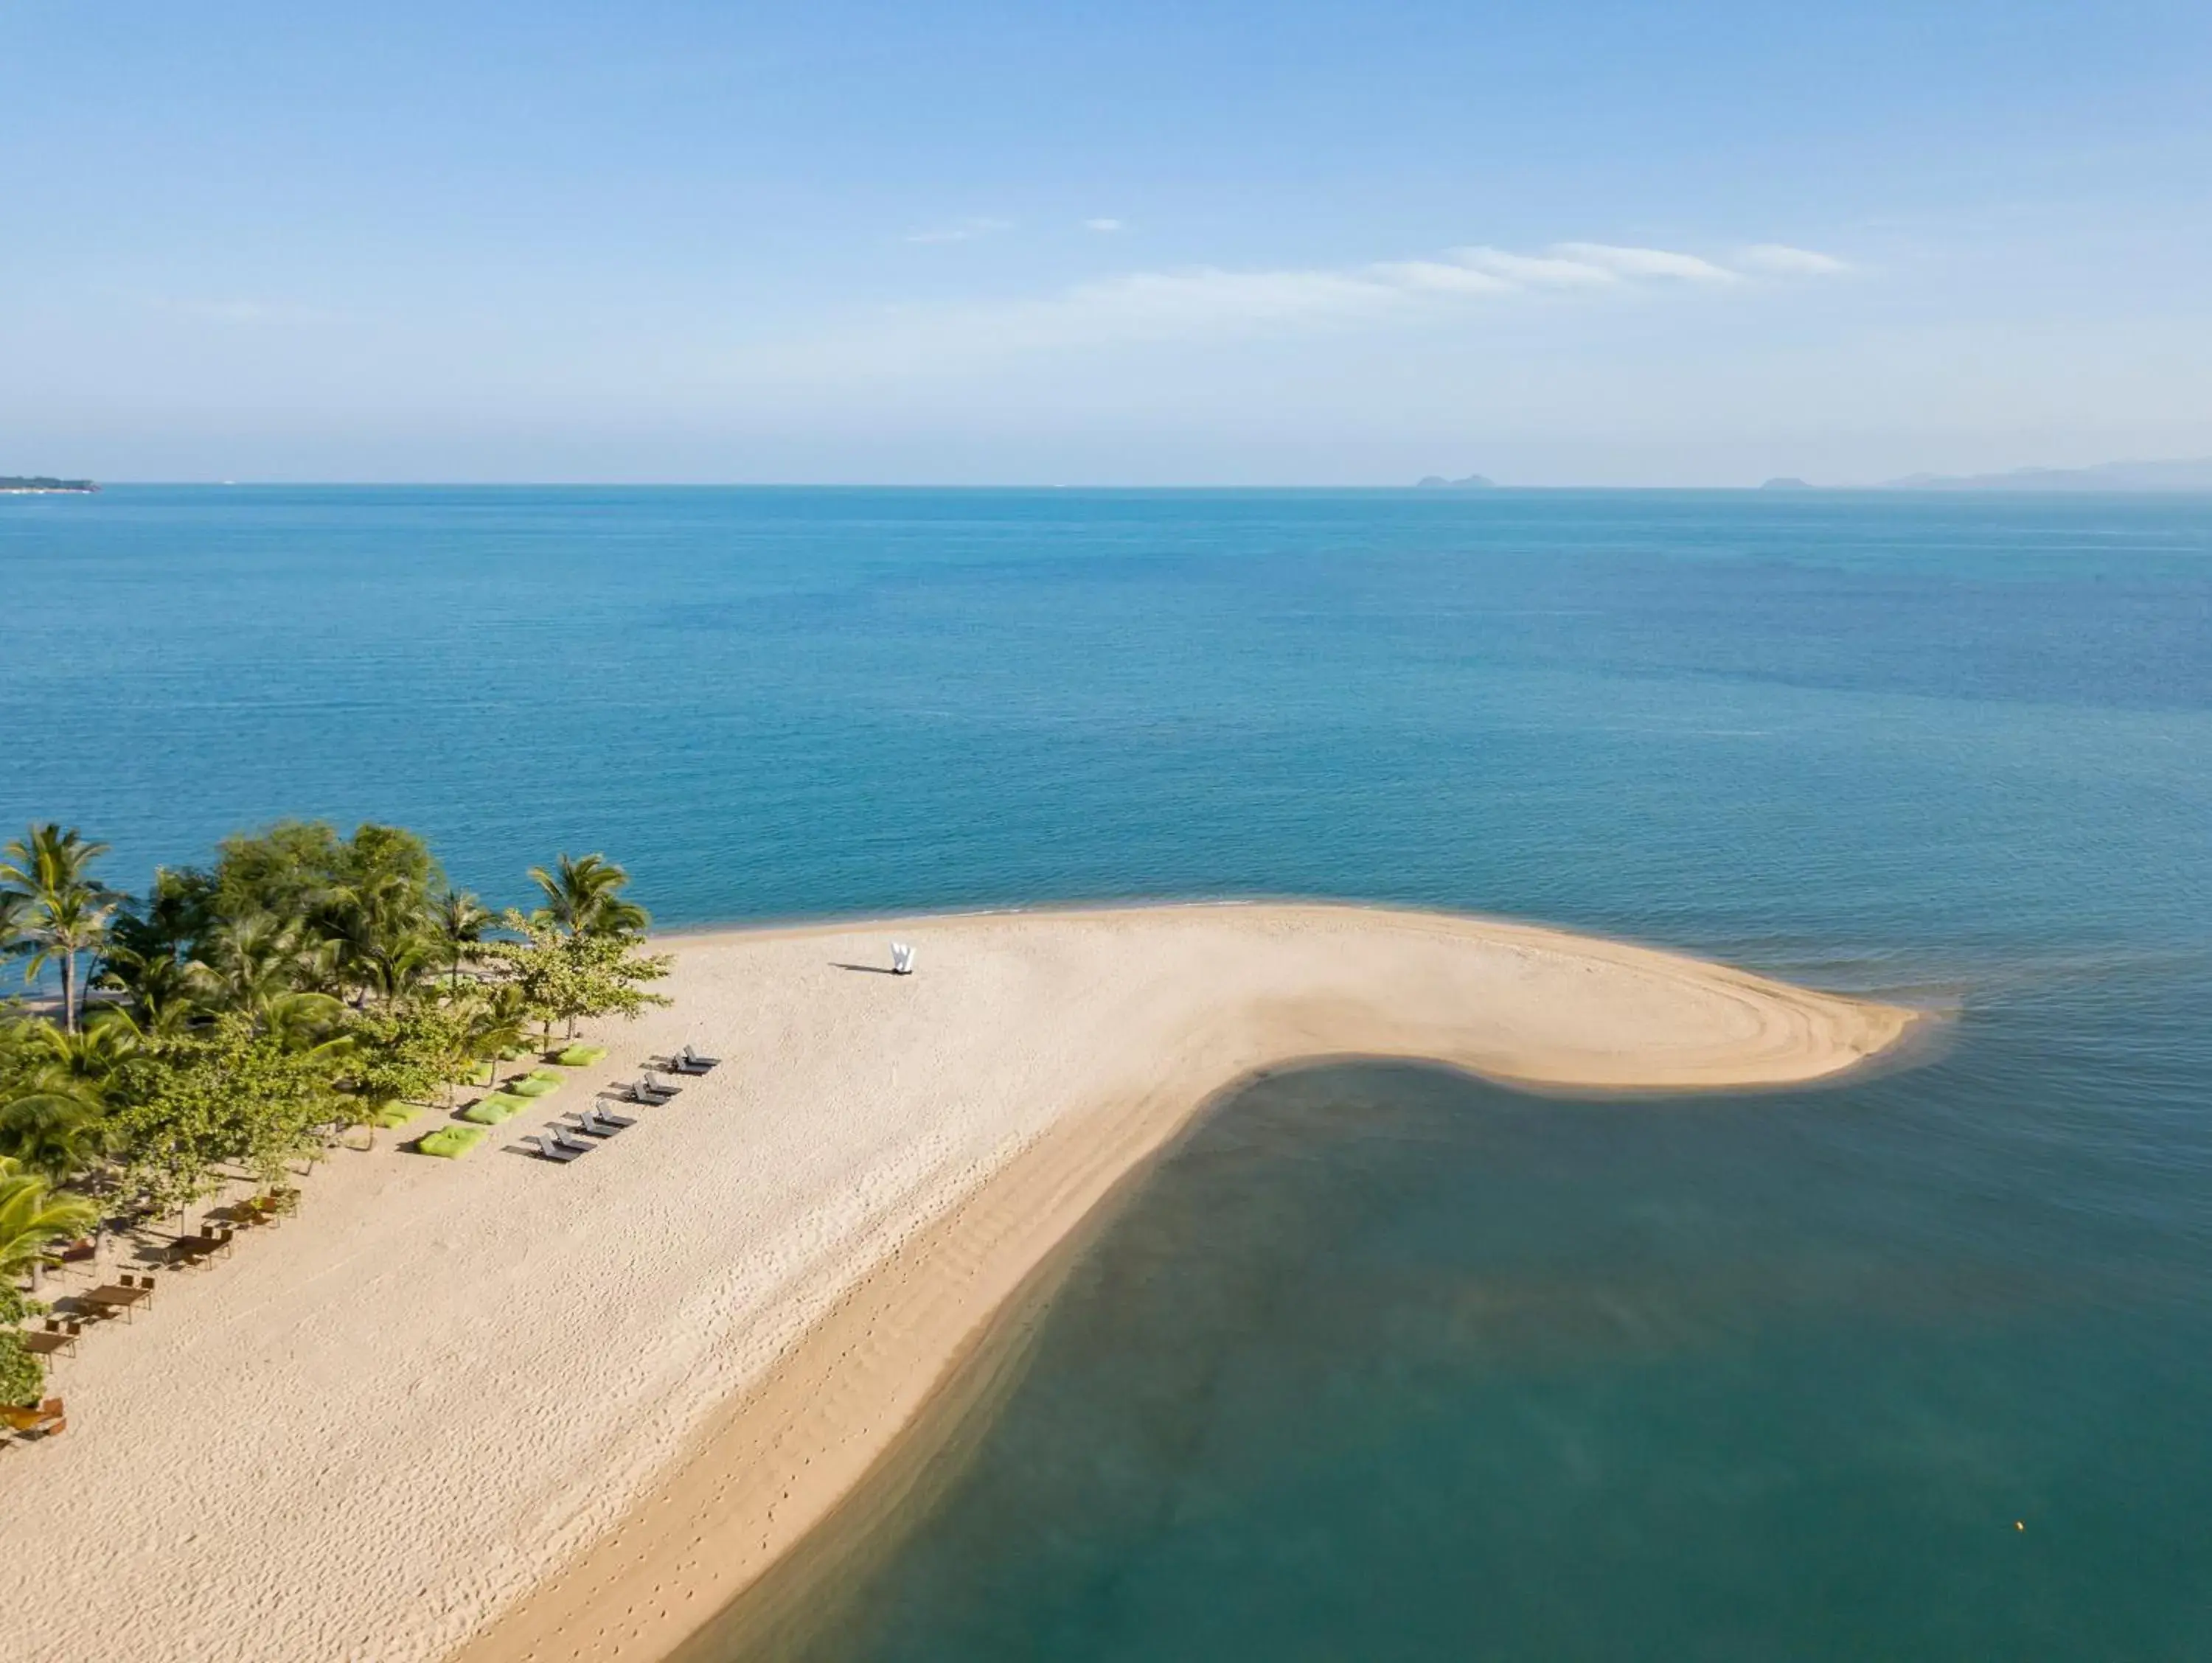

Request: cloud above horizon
left=1736, top=243, right=1852, bottom=275
left=944, top=239, right=1842, bottom=349
left=737, top=236, right=1851, bottom=386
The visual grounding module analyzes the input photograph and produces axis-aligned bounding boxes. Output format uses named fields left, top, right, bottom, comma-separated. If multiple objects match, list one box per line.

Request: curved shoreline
left=0, top=902, right=1919, bottom=1663
left=453, top=904, right=1918, bottom=1663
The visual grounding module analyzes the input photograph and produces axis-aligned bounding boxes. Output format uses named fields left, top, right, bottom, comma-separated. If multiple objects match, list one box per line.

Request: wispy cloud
left=1736, top=243, right=1851, bottom=276
left=744, top=235, right=1849, bottom=382
left=953, top=238, right=1842, bottom=348
left=1083, top=217, right=1126, bottom=233
left=903, top=216, right=1014, bottom=245
left=1551, top=242, right=1743, bottom=282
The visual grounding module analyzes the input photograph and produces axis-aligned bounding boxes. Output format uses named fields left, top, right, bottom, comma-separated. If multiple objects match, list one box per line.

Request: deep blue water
left=4, top=486, right=2210, bottom=1656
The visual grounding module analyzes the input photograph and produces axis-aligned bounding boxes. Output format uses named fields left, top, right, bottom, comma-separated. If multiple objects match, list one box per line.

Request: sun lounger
left=640, top=1070, right=682, bottom=1098
left=563, top=1110, right=621, bottom=1139
left=547, top=1125, right=596, bottom=1157
left=524, top=1132, right=586, bottom=1163
left=587, top=1102, right=639, bottom=1129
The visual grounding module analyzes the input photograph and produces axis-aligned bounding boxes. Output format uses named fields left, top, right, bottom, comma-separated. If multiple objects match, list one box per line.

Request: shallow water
left=3, top=486, right=2209, bottom=1654
left=745, top=1049, right=2212, bottom=1662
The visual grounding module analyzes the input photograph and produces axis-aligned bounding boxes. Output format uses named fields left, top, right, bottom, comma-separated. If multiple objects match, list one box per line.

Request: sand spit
left=0, top=904, right=1916, bottom=1663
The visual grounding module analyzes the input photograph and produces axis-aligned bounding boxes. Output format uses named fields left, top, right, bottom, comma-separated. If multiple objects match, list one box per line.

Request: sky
left=4, top=0, right=2211, bottom=485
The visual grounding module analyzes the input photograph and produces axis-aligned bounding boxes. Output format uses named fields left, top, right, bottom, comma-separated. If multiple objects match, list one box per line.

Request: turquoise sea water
left=4, top=487, right=2210, bottom=1656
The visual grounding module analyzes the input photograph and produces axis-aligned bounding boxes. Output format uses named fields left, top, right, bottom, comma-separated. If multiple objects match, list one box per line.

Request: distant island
left=1414, top=473, right=1496, bottom=489
left=0, top=475, right=98, bottom=494
left=1759, top=477, right=1815, bottom=491
left=1877, top=457, right=2212, bottom=493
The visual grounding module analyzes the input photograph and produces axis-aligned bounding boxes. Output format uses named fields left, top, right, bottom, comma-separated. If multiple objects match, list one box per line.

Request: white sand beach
left=0, top=903, right=1916, bottom=1663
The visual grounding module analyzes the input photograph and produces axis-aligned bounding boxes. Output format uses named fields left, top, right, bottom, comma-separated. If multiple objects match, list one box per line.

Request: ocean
left=4, top=486, right=2209, bottom=1657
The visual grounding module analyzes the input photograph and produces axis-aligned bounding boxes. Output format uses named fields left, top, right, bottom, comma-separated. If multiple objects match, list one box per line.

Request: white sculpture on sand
left=890, top=941, right=916, bottom=975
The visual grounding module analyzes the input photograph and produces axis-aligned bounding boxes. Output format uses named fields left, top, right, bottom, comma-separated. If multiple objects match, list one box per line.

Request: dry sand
left=0, top=903, right=1916, bottom=1663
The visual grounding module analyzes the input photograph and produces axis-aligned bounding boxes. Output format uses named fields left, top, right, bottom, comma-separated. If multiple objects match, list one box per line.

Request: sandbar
left=0, top=903, right=1916, bottom=1663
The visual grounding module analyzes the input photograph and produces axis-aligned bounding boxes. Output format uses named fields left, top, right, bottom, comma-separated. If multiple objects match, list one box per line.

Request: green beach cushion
left=462, top=1092, right=533, bottom=1123
left=509, top=1074, right=561, bottom=1098
left=417, top=1126, right=487, bottom=1160
left=554, top=1044, right=608, bottom=1067
left=369, top=1101, right=425, bottom=1129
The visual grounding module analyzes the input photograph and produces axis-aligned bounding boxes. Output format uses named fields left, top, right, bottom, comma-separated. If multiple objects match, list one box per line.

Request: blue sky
left=4, top=1, right=2210, bottom=484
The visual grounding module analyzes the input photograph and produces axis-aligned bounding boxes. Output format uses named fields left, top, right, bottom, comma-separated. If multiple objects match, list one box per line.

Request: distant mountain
left=0, top=475, right=97, bottom=493
left=1414, top=473, right=1496, bottom=489
left=1759, top=477, right=1815, bottom=491
left=1878, top=458, right=2212, bottom=493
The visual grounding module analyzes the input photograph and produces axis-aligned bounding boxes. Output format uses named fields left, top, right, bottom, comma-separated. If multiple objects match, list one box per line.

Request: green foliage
left=110, top=1015, right=345, bottom=1211
left=481, top=914, right=672, bottom=1040
left=0, top=1330, right=40, bottom=1408
left=0, top=1155, right=99, bottom=1280
left=343, top=1000, right=472, bottom=1123
left=1, top=823, right=122, bottom=1034
left=6, top=818, right=664, bottom=1204
left=0, top=1265, right=36, bottom=1409
left=529, top=853, right=649, bottom=939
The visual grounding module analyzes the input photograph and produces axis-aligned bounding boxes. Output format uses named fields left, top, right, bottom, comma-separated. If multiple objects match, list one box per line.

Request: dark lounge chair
left=547, top=1124, right=596, bottom=1157
left=524, top=1132, right=585, bottom=1163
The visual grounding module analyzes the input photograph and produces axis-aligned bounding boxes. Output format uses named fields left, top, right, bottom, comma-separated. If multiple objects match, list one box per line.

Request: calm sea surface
left=4, top=487, right=2210, bottom=1656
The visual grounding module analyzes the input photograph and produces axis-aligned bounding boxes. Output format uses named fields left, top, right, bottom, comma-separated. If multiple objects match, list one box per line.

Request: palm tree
left=462, top=986, right=530, bottom=1090
left=1, top=824, right=122, bottom=1035
left=0, top=1088, right=115, bottom=1187
left=189, top=912, right=333, bottom=1019
left=0, top=1156, right=99, bottom=1282
left=529, top=853, right=649, bottom=939
left=434, top=889, right=493, bottom=989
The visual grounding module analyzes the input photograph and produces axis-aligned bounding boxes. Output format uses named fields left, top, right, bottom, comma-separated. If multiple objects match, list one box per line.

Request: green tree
left=459, top=983, right=531, bottom=1088
left=111, top=1015, right=347, bottom=1210
left=434, top=888, right=493, bottom=989
left=344, top=1000, right=470, bottom=1126
left=319, top=825, right=443, bottom=1004
left=481, top=913, right=672, bottom=1041
left=187, top=913, right=336, bottom=1022
left=0, top=1155, right=98, bottom=1281
left=529, top=853, right=650, bottom=939
left=1, top=824, right=122, bottom=1034
left=209, top=820, right=349, bottom=924
left=0, top=1276, right=44, bottom=1407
